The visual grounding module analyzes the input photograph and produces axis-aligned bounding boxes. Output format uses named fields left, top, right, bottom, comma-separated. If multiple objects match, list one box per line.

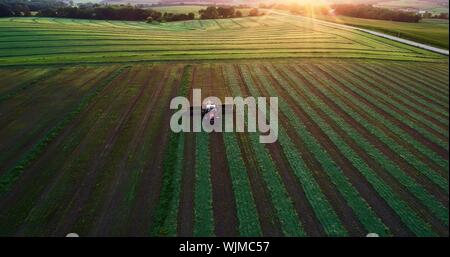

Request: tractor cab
left=204, top=101, right=218, bottom=125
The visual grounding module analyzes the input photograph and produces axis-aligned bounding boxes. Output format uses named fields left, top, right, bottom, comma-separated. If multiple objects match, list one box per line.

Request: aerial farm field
left=312, top=14, right=449, bottom=49
left=0, top=12, right=448, bottom=237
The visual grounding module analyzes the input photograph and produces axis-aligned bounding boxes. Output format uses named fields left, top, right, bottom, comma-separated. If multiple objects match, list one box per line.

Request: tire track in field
left=89, top=65, right=170, bottom=235
left=52, top=66, right=152, bottom=235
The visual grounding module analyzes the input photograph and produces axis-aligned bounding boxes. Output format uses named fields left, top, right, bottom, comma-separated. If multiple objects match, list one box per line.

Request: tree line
left=264, top=2, right=448, bottom=23
left=0, top=1, right=263, bottom=22
left=333, top=4, right=422, bottom=23
left=0, top=0, right=66, bottom=17
left=198, top=6, right=263, bottom=19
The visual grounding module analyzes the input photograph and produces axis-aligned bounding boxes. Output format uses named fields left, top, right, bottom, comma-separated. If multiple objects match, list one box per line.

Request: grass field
left=0, top=13, right=446, bottom=66
left=304, top=14, right=449, bottom=50
left=0, top=13, right=448, bottom=237
left=374, top=0, right=449, bottom=14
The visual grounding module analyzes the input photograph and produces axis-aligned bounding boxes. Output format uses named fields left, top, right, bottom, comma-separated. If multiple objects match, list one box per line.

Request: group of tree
left=332, top=4, right=422, bottom=23
left=268, top=2, right=439, bottom=23
left=198, top=6, right=262, bottom=20
left=35, top=5, right=165, bottom=21
left=149, top=11, right=195, bottom=23
left=422, top=11, right=449, bottom=20
left=0, top=0, right=67, bottom=17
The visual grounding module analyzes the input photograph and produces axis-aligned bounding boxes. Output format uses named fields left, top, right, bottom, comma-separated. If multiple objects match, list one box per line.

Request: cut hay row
left=227, top=65, right=306, bottom=236
left=391, top=64, right=450, bottom=95
left=370, top=64, right=449, bottom=108
left=193, top=132, right=214, bottom=236
left=270, top=64, right=448, bottom=226
left=0, top=60, right=447, bottom=236
left=0, top=66, right=126, bottom=194
left=222, top=132, right=262, bottom=236
left=348, top=63, right=449, bottom=119
left=345, top=65, right=449, bottom=126
left=86, top=65, right=176, bottom=236
left=0, top=68, right=56, bottom=101
left=328, top=64, right=449, bottom=140
left=253, top=64, right=390, bottom=235
left=0, top=67, right=113, bottom=173
left=45, top=66, right=155, bottom=236
left=275, top=64, right=437, bottom=236
left=0, top=15, right=446, bottom=66
left=122, top=65, right=184, bottom=236
left=321, top=64, right=449, bottom=151
left=151, top=132, right=185, bottom=236
left=302, top=64, right=449, bottom=189
left=0, top=66, right=132, bottom=235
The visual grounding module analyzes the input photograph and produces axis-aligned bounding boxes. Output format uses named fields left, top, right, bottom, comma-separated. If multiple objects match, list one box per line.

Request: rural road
left=269, top=10, right=450, bottom=56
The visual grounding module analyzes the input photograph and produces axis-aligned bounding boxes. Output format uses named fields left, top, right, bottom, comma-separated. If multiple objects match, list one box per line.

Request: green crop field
left=0, top=12, right=448, bottom=237
left=309, top=14, right=449, bottom=49
left=374, top=0, right=450, bottom=14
